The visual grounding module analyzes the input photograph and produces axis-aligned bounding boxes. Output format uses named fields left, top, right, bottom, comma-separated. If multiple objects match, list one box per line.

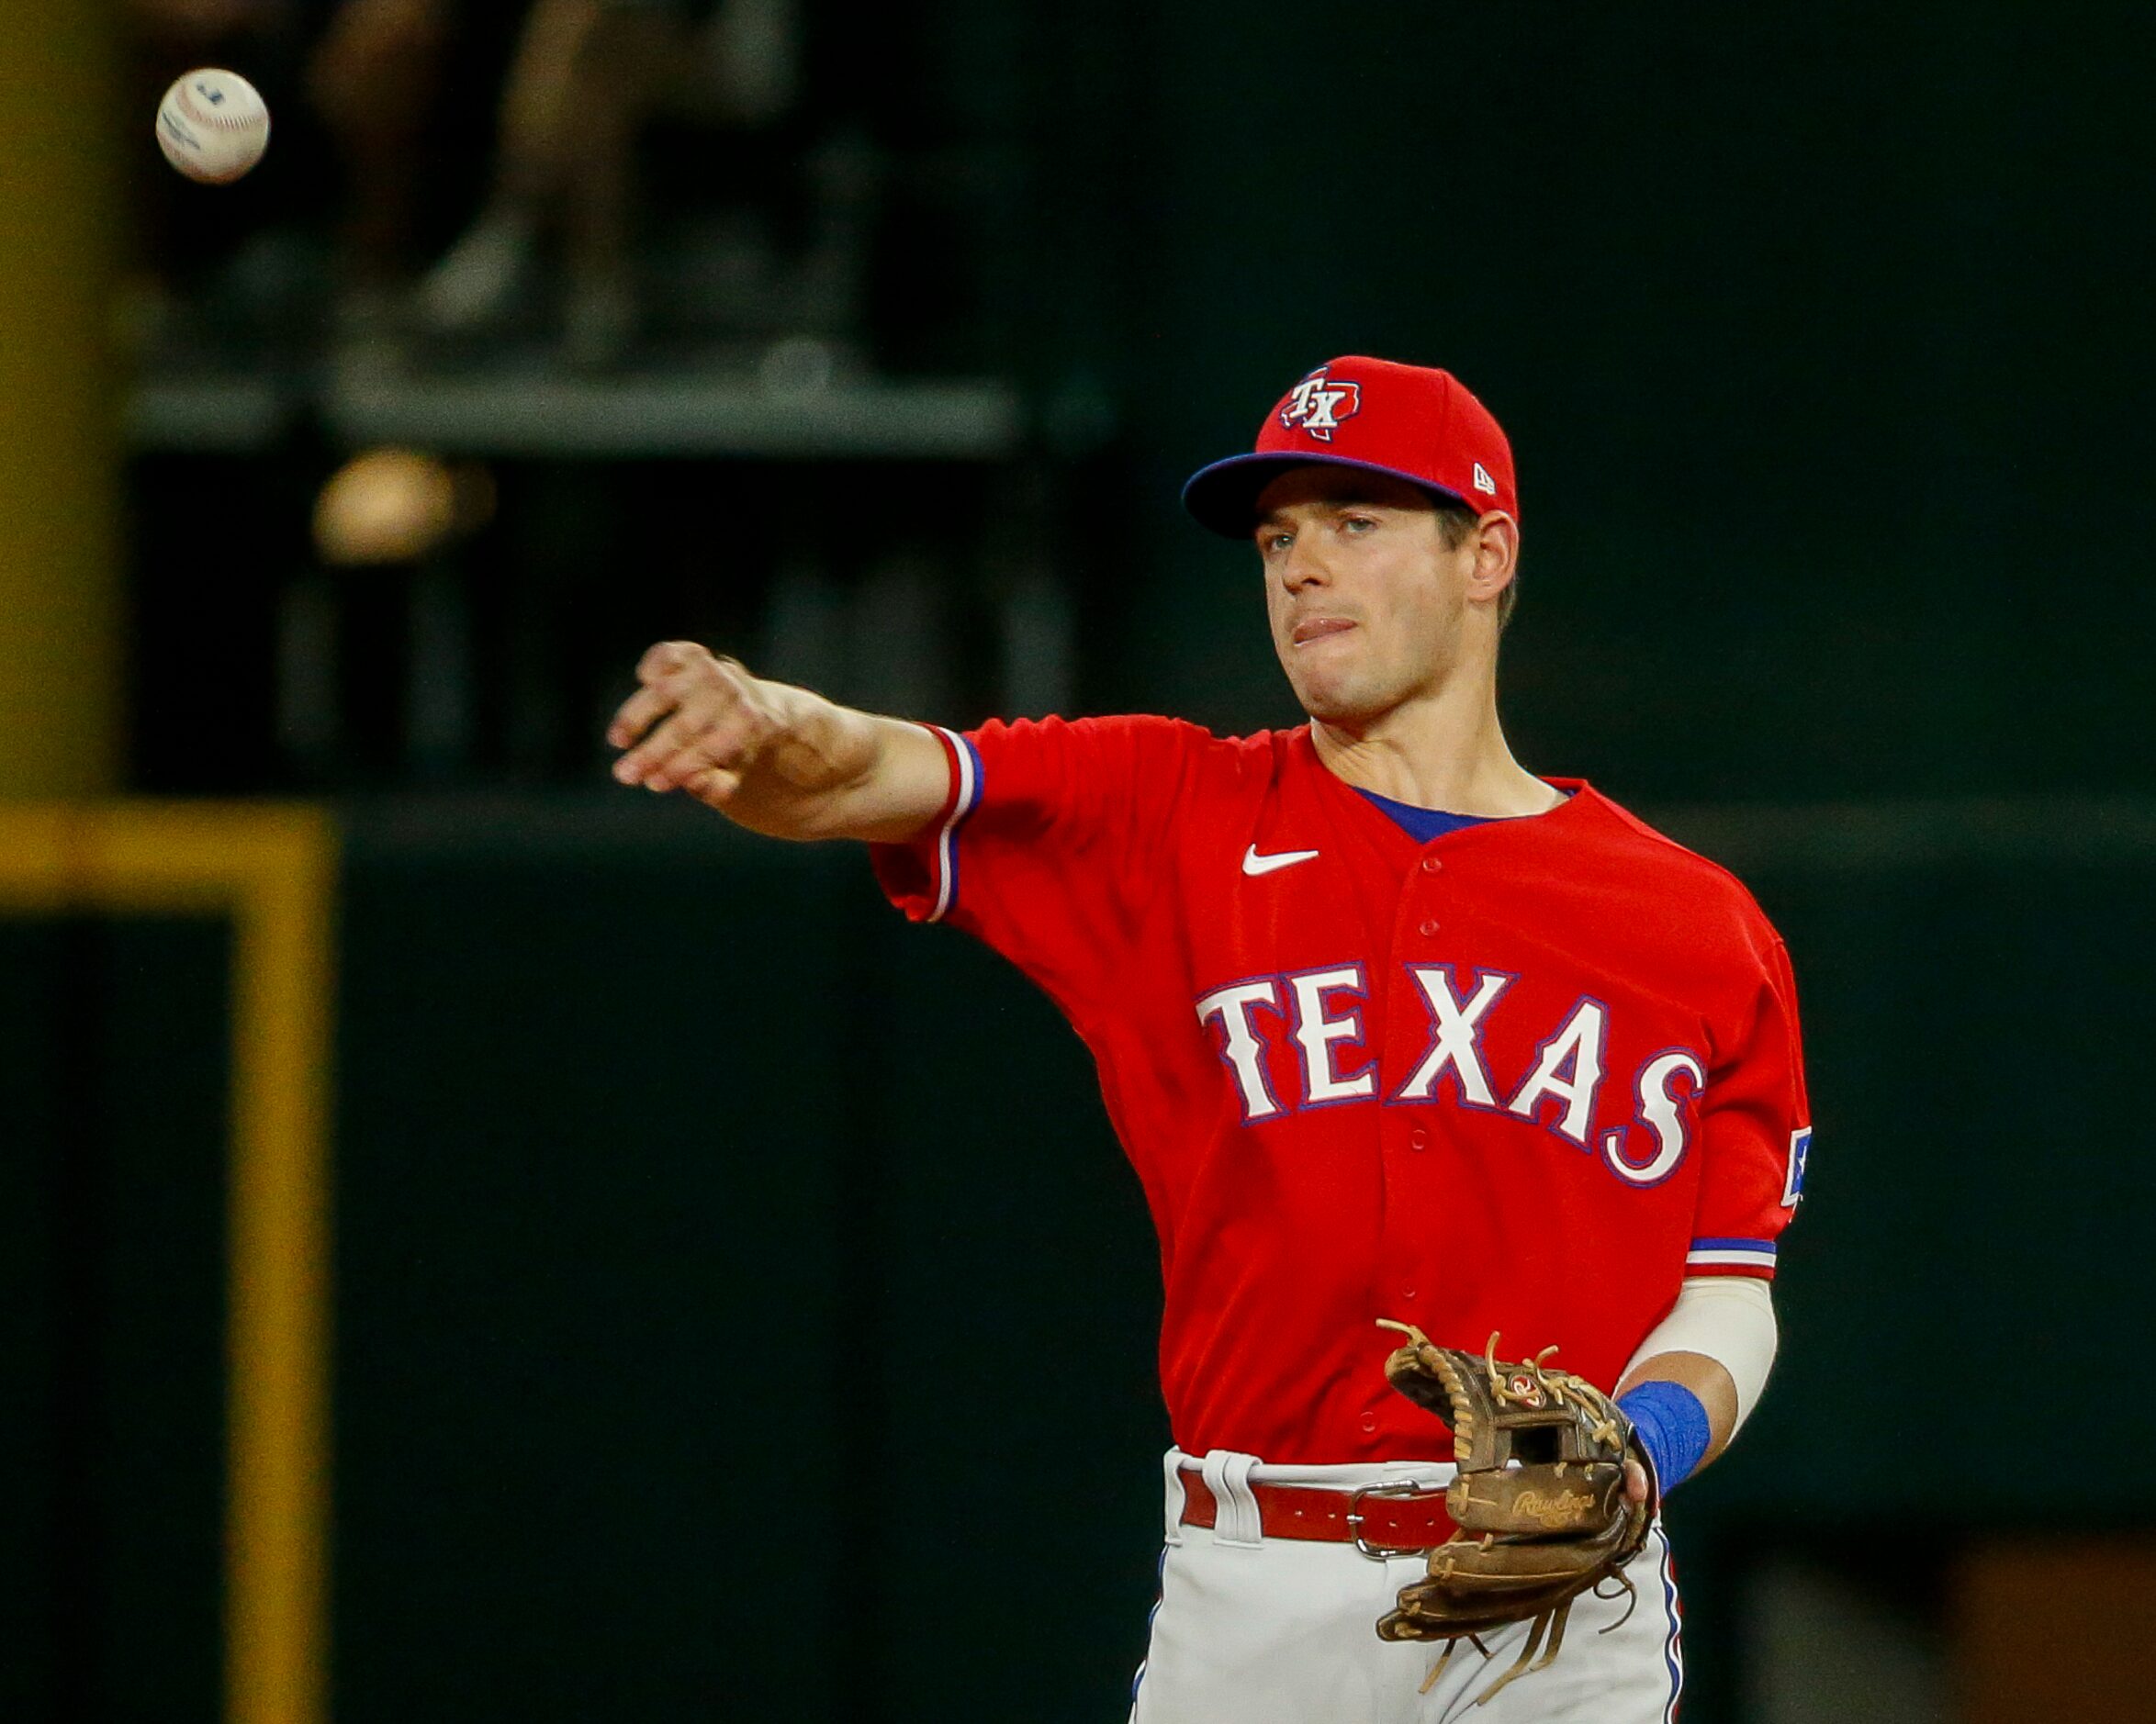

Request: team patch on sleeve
left=922, top=725, right=983, bottom=924
left=1781, top=1125, right=1812, bottom=1208
left=1684, top=1237, right=1778, bottom=1277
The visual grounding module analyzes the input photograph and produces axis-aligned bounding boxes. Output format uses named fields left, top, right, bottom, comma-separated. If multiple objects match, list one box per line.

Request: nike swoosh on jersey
left=1242, top=845, right=1321, bottom=876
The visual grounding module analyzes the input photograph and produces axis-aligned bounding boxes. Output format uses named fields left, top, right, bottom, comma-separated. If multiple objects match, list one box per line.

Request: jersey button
left=1401, top=1287, right=1418, bottom=1302
left=1359, top=1411, right=1378, bottom=1434
left=1418, top=918, right=1440, bottom=937
left=1408, top=1126, right=1429, bottom=1151
left=1420, top=856, right=1443, bottom=874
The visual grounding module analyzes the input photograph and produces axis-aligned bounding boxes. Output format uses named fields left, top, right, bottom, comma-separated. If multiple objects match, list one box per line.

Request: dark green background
left=331, top=803, right=1163, bottom=1723
left=1088, top=2, right=2155, bottom=803
left=15, top=2, right=2156, bottom=1718
left=0, top=921, right=229, bottom=1723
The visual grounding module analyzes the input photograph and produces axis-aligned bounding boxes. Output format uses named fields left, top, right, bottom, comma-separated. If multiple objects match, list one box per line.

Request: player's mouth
left=1291, top=616, right=1356, bottom=647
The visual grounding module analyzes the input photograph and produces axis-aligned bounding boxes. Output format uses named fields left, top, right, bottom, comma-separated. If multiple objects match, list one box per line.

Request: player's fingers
left=1623, top=1458, right=1651, bottom=1507
left=643, top=701, right=765, bottom=789
left=609, top=666, right=718, bottom=750
left=640, top=696, right=769, bottom=789
left=610, top=644, right=703, bottom=750
left=615, top=701, right=722, bottom=787
left=610, top=654, right=747, bottom=750
left=607, top=681, right=680, bottom=750
left=623, top=699, right=762, bottom=790
left=612, top=666, right=747, bottom=774
left=681, top=764, right=743, bottom=806
left=634, top=639, right=705, bottom=685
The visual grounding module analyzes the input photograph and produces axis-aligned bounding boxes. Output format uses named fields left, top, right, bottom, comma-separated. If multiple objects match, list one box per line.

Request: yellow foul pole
left=0, top=1, right=122, bottom=796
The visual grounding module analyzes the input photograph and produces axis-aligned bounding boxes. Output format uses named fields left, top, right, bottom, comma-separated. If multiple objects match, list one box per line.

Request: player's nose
left=1278, top=536, right=1334, bottom=592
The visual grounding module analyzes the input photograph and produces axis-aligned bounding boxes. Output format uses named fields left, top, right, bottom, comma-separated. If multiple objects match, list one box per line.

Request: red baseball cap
left=1182, top=356, right=1518, bottom=538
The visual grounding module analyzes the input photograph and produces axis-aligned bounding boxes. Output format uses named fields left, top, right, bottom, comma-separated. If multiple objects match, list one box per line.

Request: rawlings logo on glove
left=1373, top=1322, right=1654, bottom=1704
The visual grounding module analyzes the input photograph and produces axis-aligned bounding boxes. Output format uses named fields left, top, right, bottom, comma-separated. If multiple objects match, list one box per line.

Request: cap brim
left=1180, top=452, right=1471, bottom=539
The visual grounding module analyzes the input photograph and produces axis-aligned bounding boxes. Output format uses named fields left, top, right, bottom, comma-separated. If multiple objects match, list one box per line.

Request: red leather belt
left=1179, top=1472, right=1456, bottom=1557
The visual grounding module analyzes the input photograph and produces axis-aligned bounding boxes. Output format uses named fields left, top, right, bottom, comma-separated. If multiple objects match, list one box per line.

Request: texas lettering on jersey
left=1196, top=962, right=1704, bottom=1191
left=872, top=716, right=1810, bottom=1465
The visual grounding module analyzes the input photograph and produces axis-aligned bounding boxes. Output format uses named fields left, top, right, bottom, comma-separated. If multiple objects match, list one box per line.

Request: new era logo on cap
left=1182, top=355, right=1519, bottom=539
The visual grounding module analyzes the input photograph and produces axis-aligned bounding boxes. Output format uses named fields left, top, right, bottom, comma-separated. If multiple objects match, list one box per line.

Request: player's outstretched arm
left=607, top=641, right=951, bottom=843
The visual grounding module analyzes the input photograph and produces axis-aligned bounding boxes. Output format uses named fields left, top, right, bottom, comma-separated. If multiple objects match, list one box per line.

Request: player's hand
left=1623, top=1457, right=1652, bottom=1509
left=608, top=641, right=780, bottom=807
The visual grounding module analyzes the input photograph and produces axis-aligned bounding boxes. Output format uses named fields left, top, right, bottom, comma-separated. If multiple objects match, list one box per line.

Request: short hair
left=1432, top=501, right=1520, bottom=631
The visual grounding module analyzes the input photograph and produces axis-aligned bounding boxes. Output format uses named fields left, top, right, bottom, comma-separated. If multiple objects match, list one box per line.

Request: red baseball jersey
left=872, top=717, right=1810, bottom=1464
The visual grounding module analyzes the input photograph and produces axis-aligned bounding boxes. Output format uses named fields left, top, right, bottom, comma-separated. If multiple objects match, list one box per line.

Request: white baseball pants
left=1129, top=1448, right=1683, bottom=1724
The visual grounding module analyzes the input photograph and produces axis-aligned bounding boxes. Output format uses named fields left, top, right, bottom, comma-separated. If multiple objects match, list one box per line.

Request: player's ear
left=1463, top=512, right=1520, bottom=609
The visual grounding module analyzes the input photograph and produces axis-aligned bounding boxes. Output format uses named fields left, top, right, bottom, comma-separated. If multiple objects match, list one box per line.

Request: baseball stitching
left=174, top=83, right=263, bottom=133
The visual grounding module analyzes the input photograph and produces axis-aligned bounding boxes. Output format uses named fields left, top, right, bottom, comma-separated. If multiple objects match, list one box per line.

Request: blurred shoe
left=417, top=209, right=536, bottom=333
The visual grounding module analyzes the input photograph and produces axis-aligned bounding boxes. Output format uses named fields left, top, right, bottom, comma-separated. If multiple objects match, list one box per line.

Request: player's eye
left=1341, top=513, right=1377, bottom=534
left=1261, top=530, right=1294, bottom=554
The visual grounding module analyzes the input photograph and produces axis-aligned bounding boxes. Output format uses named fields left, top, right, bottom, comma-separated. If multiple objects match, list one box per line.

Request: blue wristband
left=1615, top=1381, right=1712, bottom=1495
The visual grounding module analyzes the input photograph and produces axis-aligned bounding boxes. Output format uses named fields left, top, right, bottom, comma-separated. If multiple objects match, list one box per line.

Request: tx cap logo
left=1279, top=372, right=1362, bottom=443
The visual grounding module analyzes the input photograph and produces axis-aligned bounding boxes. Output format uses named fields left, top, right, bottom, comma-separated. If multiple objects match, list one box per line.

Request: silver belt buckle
left=1344, top=1478, right=1443, bottom=1562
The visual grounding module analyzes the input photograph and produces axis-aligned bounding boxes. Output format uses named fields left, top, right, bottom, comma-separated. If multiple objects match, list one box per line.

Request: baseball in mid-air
left=155, top=69, right=270, bottom=185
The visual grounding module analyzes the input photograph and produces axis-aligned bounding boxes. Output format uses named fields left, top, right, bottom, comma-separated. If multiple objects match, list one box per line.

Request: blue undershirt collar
left=1355, top=785, right=1576, bottom=844
left=1355, top=788, right=1497, bottom=844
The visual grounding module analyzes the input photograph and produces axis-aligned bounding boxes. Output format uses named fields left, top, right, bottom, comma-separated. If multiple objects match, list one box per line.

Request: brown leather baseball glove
left=1372, top=1321, right=1654, bottom=1704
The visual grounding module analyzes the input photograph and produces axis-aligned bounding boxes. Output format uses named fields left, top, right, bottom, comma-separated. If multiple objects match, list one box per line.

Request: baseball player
left=607, top=355, right=1808, bottom=1722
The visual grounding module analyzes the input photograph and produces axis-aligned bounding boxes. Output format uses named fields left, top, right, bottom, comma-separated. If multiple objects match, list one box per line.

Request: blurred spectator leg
left=418, top=0, right=628, bottom=339
left=556, top=6, right=680, bottom=366
left=308, top=0, right=450, bottom=344
left=421, top=0, right=798, bottom=364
